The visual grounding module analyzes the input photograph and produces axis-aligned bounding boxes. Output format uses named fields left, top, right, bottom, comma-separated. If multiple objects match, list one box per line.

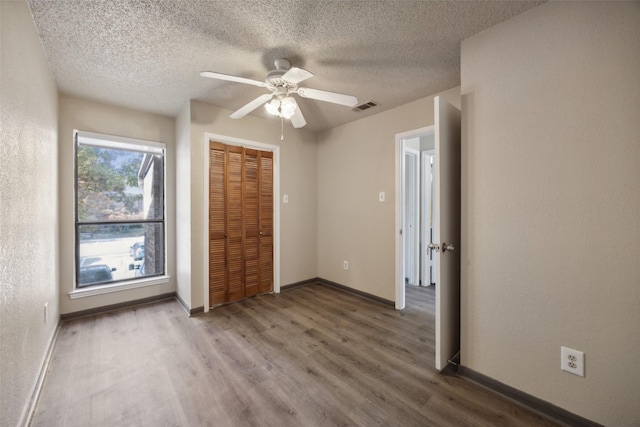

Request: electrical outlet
left=561, top=346, right=584, bottom=377
left=283, top=194, right=289, bottom=204
left=44, top=303, right=48, bottom=324
left=343, top=261, right=349, bottom=270
left=378, top=192, right=385, bottom=202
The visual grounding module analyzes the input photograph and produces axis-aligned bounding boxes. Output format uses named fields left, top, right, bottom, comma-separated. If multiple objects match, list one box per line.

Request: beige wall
left=58, top=95, right=177, bottom=314
left=0, top=1, right=59, bottom=425
left=316, top=87, right=460, bottom=301
left=182, top=101, right=318, bottom=310
left=461, top=2, right=640, bottom=425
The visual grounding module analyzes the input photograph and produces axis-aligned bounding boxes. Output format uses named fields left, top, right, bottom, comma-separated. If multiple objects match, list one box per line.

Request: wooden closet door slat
left=244, top=149, right=259, bottom=297
left=209, top=144, right=226, bottom=304
left=226, top=146, right=244, bottom=302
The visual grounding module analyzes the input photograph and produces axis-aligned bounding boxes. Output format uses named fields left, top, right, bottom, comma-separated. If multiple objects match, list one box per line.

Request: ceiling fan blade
left=230, top=93, right=273, bottom=119
left=200, top=71, right=267, bottom=88
left=282, top=67, right=314, bottom=84
left=290, top=105, right=307, bottom=129
left=297, top=87, right=358, bottom=107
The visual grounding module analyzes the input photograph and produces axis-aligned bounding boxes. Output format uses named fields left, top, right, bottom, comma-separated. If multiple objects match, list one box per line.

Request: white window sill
left=68, top=276, right=171, bottom=299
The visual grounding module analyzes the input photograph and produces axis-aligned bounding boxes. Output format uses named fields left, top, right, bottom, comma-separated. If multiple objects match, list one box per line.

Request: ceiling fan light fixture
left=280, top=97, right=297, bottom=119
left=265, top=98, right=280, bottom=116
left=265, top=96, right=297, bottom=119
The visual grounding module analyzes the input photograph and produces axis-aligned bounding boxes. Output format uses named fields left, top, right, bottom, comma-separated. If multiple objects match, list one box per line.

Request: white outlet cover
left=561, top=346, right=585, bottom=377
left=379, top=192, right=385, bottom=202
left=283, top=194, right=288, bottom=204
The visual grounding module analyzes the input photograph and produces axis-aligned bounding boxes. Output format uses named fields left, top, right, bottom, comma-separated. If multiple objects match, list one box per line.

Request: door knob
left=442, top=242, right=455, bottom=253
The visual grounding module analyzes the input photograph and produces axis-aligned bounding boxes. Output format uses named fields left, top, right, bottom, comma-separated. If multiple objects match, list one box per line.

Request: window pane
left=77, top=145, right=163, bottom=221
left=77, top=223, right=165, bottom=287
left=75, top=132, right=166, bottom=289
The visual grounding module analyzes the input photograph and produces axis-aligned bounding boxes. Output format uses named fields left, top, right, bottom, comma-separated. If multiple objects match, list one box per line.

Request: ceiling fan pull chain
left=281, top=116, right=284, bottom=141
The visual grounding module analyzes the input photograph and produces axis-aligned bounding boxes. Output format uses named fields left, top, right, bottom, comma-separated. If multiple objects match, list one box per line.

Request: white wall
left=461, top=2, right=640, bottom=425
left=182, top=101, right=318, bottom=310
left=175, top=102, right=192, bottom=309
left=317, top=87, right=460, bottom=301
left=0, top=1, right=59, bottom=424
left=58, top=95, right=176, bottom=314
left=404, top=136, right=420, bottom=151
left=420, top=133, right=434, bottom=152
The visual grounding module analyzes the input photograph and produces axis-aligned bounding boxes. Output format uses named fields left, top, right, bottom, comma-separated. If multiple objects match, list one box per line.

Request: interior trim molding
left=21, top=321, right=60, bottom=427
left=189, top=305, right=205, bottom=316
left=280, top=277, right=319, bottom=291
left=175, top=293, right=204, bottom=316
left=175, top=292, right=190, bottom=315
left=316, top=277, right=395, bottom=307
left=68, top=276, right=172, bottom=299
left=60, top=292, right=176, bottom=321
left=457, top=366, right=603, bottom=427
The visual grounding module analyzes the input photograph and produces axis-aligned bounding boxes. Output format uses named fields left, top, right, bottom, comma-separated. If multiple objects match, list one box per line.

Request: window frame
left=72, top=130, right=168, bottom=294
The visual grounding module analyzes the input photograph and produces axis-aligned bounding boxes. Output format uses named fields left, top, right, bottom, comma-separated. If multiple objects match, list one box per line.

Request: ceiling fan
left=200, top=59, right=358, bottom=129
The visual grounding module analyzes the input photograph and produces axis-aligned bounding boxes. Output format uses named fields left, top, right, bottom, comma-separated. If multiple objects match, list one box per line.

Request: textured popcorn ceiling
left=27, top=0, right=544, bottom=131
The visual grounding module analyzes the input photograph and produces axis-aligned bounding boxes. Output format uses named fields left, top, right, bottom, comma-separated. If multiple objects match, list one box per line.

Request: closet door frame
left=203, top=133, right=280, bottom=312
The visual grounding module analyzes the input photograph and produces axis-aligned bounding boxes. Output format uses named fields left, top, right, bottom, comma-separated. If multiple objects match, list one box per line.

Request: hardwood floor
left=32, top=284, right=560, bottom=426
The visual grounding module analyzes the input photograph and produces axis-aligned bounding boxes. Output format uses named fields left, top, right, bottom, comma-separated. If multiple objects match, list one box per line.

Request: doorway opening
left=396, top=126, right=436, bottom=308
left=397, top=126, right=437, bottom=366
left=395, top=97, right=461, bottom=371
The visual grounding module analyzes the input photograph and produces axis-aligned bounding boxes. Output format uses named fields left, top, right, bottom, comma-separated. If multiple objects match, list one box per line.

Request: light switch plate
left=379, top=192, right=385, bottom=202
left=283, top=194, right=288, bottom=204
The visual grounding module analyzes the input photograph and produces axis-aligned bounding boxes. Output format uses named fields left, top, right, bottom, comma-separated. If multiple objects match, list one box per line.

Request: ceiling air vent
left=352, top=101, right=378, bottom=113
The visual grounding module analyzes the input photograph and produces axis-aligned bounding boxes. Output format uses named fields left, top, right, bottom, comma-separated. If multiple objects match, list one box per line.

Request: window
left=75, top=131, right=165, bottom=288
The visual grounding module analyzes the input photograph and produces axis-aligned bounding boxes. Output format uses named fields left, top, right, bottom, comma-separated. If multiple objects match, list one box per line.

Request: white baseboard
left=19, top=321, right=60, bottom=427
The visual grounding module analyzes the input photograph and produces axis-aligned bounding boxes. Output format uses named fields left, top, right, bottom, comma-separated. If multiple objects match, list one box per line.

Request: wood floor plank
left=32, top=283, right=561, bottom=426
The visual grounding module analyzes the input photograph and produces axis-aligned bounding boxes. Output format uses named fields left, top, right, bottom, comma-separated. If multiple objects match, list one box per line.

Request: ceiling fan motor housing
left=265, top=59, right=293, bottom=89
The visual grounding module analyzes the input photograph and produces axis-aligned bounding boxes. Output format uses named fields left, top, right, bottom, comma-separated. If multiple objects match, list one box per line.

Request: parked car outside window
left=130, top=242, right=144, bottom=260
left=78, top=257, right=117, bottom=287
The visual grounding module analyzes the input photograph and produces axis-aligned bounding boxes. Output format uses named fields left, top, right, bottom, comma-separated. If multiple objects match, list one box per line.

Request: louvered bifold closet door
left=209, top=142, right=274, bottom=306
left=226, top=146, right=244, bottom=303
left=259, top=152, right=274, bottom=294
left=209, top=143, right=226, bottom=305
left=243, top=149, right=260, bottom=297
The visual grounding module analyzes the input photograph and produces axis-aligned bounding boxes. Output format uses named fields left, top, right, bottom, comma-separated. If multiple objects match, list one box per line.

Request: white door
left=433, top=96, right=461, bottom=371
